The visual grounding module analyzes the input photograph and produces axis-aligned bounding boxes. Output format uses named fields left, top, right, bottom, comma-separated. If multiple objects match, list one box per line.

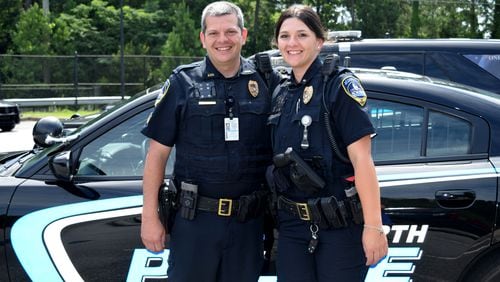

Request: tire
left=1, top=124, right=15, bottom=132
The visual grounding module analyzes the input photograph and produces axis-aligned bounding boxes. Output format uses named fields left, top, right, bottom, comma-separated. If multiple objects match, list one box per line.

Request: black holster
left=179, top=181, right=198, bottom=220
left=237, top=190, right=269, bottom=222
left=345, top=186, right=364, bottom=225
left=319, top=196, right=348, bottom=229
left=158, top=179, right=178, bottom=232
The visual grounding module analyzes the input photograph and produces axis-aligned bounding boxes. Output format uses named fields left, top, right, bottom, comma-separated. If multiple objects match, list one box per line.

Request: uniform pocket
left=184, top=99, right=226, bottom=146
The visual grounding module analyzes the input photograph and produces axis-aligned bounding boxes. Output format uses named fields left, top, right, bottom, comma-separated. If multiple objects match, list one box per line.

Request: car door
left=365, top=92, right=497, bottom=281
left=7, top=107, right=175, bottom=281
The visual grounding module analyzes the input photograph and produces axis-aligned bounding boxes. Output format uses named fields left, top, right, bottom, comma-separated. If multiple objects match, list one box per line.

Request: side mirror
left=49, top=150, right=73, bottom=181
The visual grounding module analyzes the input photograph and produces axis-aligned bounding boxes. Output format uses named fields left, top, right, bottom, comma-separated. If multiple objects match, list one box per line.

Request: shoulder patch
left=341, top=76, right=367, bottom=106
left=155, top=80, right=170, bottom=106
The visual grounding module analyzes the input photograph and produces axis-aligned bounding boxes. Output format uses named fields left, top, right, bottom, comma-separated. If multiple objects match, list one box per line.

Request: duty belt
left=196, top=195, right=240, bottom=217
left=277, top=196, right=312, bottom=221
left=277, top=195, right=359, bottom=229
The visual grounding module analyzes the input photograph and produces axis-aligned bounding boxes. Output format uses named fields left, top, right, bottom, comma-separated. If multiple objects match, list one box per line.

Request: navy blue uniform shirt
left=143, top=56, right=280, bottom=198
left=269, top=57, right=375, bottom=200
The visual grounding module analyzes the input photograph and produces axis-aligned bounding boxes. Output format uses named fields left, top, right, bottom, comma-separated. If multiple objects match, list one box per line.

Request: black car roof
left=323, top=38, right=500, bottom=53
left=355, top=68, right=500, bottom=115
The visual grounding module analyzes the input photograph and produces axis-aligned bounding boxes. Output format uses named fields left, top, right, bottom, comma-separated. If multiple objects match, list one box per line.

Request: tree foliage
left=3, top=0, right=498, bottom=57
left=1, top=0, right=499, bottom=96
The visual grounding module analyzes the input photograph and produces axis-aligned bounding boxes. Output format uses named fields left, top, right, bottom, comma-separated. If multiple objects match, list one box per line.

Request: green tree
left=492, top=0, right=500, bottom=38
left=152, top=1, right=203, bottom=84
left=234, top=0, right=280, bottom=56
left=5, top=3, right=53, bottom=89
left=354, top=0, right=403, bottom=38
left=11, top=3, right=52, bottom=54
left=0, top=0, right=23, bottom=54
left=410, top=1, right=420, bottom=38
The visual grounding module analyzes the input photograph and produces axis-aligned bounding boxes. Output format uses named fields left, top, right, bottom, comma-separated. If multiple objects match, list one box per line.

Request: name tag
left=198, top=100, right=216, bottom=105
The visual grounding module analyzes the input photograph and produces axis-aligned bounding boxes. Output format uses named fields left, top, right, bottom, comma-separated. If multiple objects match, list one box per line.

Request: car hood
left=0, top=176, right=25, bottom=215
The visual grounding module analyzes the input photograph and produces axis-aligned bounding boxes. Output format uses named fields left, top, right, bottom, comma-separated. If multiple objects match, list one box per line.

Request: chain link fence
left=0, top=54, right=201, bottom=108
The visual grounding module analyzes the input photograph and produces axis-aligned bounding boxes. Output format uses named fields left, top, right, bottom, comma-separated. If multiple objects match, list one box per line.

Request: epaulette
left=241, top=58, right=257, bottom=75
left=173, top=61, right=201, bottom=74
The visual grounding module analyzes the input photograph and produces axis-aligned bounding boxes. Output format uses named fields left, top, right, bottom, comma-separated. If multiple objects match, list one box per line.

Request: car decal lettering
left=388, top=225, right=428, bottom=244
left=365, top=247, right=422, bottom=282
left=126, top=225, right=427, bottom=281
left=127, top=249, right=169, bottom=281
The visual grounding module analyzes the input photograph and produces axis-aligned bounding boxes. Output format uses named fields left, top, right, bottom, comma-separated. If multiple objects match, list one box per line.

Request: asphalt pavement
left=0, top=120, right=36, bottom=153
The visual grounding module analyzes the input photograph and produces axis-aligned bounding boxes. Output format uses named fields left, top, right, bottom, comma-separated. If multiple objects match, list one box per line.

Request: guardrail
left=4, top=96, right=130, bottom=107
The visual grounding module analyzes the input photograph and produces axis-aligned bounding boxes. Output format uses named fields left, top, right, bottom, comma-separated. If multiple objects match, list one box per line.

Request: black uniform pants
left=276, top=210, right=368, bottom=282
left=167, top=211, right=264, bottom=282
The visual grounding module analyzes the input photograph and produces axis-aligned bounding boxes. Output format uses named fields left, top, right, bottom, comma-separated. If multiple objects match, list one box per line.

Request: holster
left=237, top=190, right=269, bottom=222
left=179, top=181, right=198, bottom=220
left=343, top=176, right=364, bottom=225
left=320, top=196, right=348, bottom=228
left=345, top=186, right=364, bottom=225
left=157, top=179, right=178, bottom=232
left=307, top=198, right=329, bottom=229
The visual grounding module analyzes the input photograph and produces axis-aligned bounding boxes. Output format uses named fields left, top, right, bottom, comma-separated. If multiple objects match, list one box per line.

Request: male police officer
left=141, top=2, right=279, bottom=281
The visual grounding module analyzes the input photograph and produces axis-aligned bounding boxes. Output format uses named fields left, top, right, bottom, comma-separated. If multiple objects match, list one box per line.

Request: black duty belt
left=196, top=195, right=240, bottom=217
left=277, top=196, right=312, bottom=221
left=277, top=194, right=361, bottom=229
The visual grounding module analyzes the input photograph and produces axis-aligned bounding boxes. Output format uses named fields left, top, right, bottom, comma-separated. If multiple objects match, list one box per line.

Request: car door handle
left=435, top=190, right=476, bottom=209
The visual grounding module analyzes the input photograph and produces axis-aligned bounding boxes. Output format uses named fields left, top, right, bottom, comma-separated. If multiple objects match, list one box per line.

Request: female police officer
left=268, top=5, right=388, bottom=281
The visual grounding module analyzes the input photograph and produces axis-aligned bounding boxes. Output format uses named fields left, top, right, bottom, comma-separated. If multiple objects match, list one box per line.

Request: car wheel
left=462, top=252, right=500, bottom=282
left=1, top=124, right=15, bottom=131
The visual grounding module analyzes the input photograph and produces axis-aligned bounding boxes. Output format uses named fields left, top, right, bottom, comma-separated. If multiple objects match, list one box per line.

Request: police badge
left=248, top=80, right=259, bottom=97
left=303, top=85, right=313, bottom=104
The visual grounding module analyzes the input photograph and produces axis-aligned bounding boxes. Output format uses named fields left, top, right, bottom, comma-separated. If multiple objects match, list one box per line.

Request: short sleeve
left=330, top=74, right=375, bottom=147
left=141, top=75, right=183, bottom=147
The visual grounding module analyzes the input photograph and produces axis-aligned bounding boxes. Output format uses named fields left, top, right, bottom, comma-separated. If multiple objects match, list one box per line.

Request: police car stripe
left=380, top=173, right=498, bottom=187
left=378, top=167, right=495, bottom=182
left=11, top=195, right=143, bottom=281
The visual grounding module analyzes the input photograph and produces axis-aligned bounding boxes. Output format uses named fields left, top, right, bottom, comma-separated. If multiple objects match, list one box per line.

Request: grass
left=21, top=109, right=101, bottom=120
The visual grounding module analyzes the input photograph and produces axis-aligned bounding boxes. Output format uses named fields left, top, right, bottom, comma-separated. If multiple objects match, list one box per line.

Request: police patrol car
left=263, top=30, right=500, bottom=95
left=1, top=67, right=499, bottom=281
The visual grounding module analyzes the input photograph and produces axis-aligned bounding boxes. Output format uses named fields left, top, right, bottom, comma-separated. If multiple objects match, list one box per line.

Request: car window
left=75, top=109, right=175, bottom=177
left=368, top=99, right=473, bottom=161
left=343, top=53, right=424, bottom=74
left=427, top=111, right=471, bottom=156
left=464, top=54, right=500, bottom=80
left=368, top=100, right=423, bottom=161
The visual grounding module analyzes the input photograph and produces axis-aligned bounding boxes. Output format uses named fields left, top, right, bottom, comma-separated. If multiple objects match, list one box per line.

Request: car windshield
left=0, top=151, right=36, bottom=176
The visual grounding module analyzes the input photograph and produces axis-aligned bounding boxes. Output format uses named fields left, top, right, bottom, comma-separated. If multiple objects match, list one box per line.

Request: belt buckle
left=218, top=198, right=233, bottom=216
left=296, top=203, right=310, bottom=221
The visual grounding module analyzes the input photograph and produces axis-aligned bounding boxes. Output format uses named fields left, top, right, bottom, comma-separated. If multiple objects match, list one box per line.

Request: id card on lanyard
left=224, top=117, right=239, bottom=141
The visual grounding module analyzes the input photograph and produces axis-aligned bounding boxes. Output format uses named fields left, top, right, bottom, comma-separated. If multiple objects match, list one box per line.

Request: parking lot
left=0, top=120, right=35, bottom=153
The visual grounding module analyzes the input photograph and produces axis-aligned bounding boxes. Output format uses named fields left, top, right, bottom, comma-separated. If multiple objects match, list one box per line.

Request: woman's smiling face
left=277, top=17, right=323, bottom=77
